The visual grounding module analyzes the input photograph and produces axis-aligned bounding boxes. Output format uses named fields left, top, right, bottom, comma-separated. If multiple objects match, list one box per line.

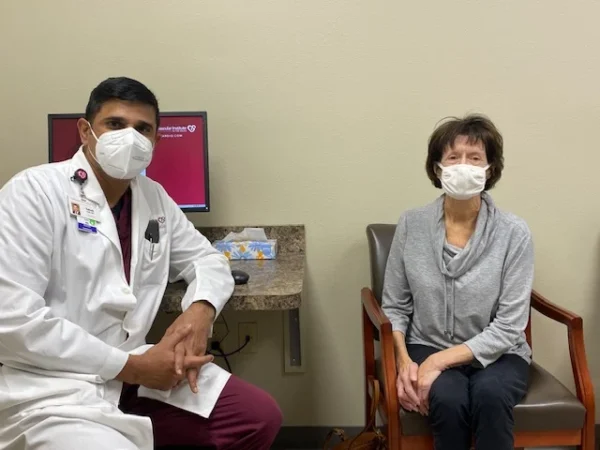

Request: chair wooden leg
left=581, top=425, right=595, bottom=450
left=579, top=407, right=595, bottom=449
left=362, top=305, right=376, bottom=426
left=385, top=420, right=404, bottom=450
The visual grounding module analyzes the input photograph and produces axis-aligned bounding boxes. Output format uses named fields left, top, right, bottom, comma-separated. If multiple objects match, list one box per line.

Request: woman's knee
left=428, top=372, right=469, bottom=417
left=470, top=376, right=513, bottom=415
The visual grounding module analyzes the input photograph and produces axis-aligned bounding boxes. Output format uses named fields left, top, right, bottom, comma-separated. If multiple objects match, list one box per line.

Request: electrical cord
left=209, top=335, right=251, bottom=356
left=208, top=311, right=252, bottom=374
left=215, top=313, right=229, bottom=342
left=208, top=337, right=251, bottom=373
left=213, top=342, right=232, bottom=373
left=213, top=335, right=251, bottom=357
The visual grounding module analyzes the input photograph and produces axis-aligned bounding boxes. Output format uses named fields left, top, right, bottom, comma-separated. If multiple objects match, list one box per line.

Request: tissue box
left=213, top=239, right=278, bottom=260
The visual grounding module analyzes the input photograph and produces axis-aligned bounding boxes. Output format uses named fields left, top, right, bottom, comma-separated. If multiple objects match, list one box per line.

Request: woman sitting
left=381, top=114, right=533, bottom=450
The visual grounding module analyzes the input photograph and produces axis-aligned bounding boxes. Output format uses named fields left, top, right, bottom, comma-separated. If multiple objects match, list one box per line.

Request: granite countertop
left=161, top=225, right=305, bottom=313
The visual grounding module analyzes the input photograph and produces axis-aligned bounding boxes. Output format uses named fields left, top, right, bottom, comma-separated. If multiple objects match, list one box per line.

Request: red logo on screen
left=187, top=125, right=196, bottom=133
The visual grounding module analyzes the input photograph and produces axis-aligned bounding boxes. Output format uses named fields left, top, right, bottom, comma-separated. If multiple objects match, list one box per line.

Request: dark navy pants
left=407, top=344, right=529, bottom=450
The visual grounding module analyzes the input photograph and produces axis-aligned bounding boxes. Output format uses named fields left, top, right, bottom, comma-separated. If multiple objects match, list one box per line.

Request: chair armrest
left=361, top=287, right=401, bottom=441
left=531, top=290, right=581, bottom=327
left=530, top=290, right=595, bottom=437
left=361, top=287, right=392, bottom=333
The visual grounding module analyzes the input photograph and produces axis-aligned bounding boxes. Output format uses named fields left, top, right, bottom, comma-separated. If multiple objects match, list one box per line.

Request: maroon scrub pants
left=120, top=375, right=282, bottom=449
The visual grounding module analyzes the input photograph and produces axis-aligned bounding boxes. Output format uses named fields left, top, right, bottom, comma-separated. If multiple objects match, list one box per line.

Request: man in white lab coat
left=0, top=77, right=282, bottom=450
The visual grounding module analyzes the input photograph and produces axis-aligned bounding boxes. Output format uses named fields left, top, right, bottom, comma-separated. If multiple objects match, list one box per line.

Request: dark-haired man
left=0, top=77, right=282, bottom=450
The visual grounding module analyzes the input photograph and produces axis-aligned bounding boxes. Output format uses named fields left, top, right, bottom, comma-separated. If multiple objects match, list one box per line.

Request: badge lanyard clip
left=70, top=169, right=99, bottom=232
left=71, top=169, right=96, bottom=205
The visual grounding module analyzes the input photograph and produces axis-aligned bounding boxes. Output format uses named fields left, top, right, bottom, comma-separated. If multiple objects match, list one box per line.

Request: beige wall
left=2, top=0, right=600, bottom=426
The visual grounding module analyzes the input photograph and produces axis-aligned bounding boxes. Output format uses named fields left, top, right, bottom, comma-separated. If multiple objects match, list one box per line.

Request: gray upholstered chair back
left=366, top=224, right=397, bottom=303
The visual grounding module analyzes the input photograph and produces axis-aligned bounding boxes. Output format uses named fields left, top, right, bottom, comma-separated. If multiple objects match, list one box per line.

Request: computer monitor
left=48, top=112, right=210, bottom=212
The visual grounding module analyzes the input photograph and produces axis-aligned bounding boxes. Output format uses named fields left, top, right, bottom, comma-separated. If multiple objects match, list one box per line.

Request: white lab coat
left=0, top=149, right=235, bottom=450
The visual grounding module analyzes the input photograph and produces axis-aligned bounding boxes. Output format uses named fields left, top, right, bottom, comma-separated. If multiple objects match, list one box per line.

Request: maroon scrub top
left=111, top=188, right=132, bottom=284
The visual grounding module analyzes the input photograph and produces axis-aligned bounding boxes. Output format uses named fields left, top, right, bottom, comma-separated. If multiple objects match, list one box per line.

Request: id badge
left=69, top=197, right=99, bottom=221
left=77, top=216, right=98, bottom=233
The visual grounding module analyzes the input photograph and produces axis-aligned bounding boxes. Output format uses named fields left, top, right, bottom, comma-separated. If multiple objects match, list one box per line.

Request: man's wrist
left=191, top=300, right=216, bottom=321
left=117, top=354, right=143, bottom=385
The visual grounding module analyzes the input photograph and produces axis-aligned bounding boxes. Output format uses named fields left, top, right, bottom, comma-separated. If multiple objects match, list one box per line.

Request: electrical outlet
left=238, top=322, right=258, bottom=354
left=211, top=321, right=228, bottom=343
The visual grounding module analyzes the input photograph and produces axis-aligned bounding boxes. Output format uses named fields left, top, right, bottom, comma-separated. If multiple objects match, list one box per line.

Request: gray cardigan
left=381, top=193, right=533, bottom=367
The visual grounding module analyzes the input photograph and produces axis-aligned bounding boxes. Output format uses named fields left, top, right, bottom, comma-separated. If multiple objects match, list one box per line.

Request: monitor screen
left=48, top=112, right=210, bottom=212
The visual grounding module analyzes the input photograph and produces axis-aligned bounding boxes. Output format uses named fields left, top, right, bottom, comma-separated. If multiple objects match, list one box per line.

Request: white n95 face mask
left=89, top=124, right=154, bottom=179
left=437, top=163, right=489, bottom=200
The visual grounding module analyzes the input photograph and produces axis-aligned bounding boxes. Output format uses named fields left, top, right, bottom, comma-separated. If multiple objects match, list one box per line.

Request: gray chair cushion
left=375, top=359, right=586, bottom=434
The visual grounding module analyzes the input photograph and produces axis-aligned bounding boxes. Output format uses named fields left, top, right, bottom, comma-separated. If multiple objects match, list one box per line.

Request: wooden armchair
left=362, top=224, right=595, bottom=450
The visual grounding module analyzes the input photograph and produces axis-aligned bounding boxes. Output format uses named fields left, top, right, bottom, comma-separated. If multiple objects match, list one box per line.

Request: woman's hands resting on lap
left=396, top=359, right=420, bottom=412
left=393, top=332, right=466, bottom=416
left=396, top=344, right=473, bottom=416
left=416, top=355, right=443, bottom=415
left=397, top=356, right=443, bottom=415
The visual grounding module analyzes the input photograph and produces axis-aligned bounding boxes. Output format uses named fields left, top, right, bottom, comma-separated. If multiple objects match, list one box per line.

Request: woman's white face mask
left=437, top=163, right=489, bottom=200
left=88, top=123, right=154, bottom=180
